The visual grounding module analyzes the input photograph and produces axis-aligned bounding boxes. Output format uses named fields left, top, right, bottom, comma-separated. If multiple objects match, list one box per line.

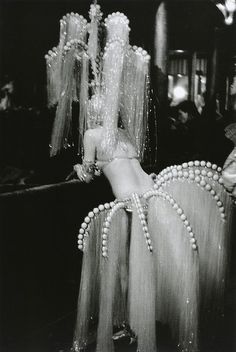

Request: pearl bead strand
left=144, top=190, right=198, bottom=251
left=132, top=193, right=153, bottom=253
left=154, top=161, right=226, bottom=220
left=101, top=201, right=125, bottom=258
left=77, top=201, right=114, bottom=252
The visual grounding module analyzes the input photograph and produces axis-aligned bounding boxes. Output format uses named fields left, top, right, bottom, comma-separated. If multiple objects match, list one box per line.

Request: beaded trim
left=143, top=189, right=198, bottom=251
left=154, top=161, right=226, bottom=220
left=77, top=160, right=227, bottom=257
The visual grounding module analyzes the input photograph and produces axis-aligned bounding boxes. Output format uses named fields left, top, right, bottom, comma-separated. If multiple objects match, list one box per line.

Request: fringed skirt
left=72, top=162, right=233, bottom=352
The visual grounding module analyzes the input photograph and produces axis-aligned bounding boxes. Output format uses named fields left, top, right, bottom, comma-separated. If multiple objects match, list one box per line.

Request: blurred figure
left=167, top=100, right=206, bottom=162
left=0, top=76, right=16, bottom=111
left=222, top=123, right=236, bottom=198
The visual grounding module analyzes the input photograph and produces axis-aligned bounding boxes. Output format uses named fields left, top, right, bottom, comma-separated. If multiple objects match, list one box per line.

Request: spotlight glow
left=173, top=86, right=187, bottom=100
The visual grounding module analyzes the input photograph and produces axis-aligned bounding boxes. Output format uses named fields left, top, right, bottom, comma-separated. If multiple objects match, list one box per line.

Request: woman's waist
left=109, top=173, right=154, bottom=199
left=96, top=154, right=139, bottom=171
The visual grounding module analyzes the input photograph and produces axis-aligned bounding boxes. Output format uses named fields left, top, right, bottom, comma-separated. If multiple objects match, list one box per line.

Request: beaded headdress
left=45, top=3, right=150, bottom=159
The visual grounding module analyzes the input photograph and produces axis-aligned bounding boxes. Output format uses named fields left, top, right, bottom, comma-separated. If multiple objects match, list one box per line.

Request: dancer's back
left=83, top=127, right=153, bottom=198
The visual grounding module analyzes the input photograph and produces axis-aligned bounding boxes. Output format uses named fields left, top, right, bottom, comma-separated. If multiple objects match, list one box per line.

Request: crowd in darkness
left=162, top=98, right=233, bottom=168
left=0, top=74, right=235, bottom=189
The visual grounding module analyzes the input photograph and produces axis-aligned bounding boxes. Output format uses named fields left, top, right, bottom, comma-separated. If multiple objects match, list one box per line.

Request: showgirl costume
left=222, top=123, right=236, bottom=198
left=45, top=4, right=233, bottom=352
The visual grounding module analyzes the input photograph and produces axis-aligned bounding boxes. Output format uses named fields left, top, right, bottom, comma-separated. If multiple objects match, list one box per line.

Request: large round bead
left=104, top=221, right=110, bottom=228
left=81, top=222, right=87, bottom=229
left=85, top=216, right=90, bottom=223
left=93, top=207, right=99, bottom=214
left=177, top=208, right=183, bottom=215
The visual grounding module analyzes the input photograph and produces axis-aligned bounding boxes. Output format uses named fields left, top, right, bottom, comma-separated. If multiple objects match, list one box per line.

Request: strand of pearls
left=77, top=201, right=115, bottom=252
left=101, top=200, right=126, bottom=258
left=143, top=190, right=198, bottom=251
left=132, top=193, right=153, bottom=253
left=155, top=161, right=226, bottom=220
left=129, top=45, right=151, bottom=63
left=45, top=47, right=59, bottom=67
left=104, top=12, right=130, bottom=29
left=63, top=39, right=88, bottom=54
left=88, top=4, right=103, bottom=21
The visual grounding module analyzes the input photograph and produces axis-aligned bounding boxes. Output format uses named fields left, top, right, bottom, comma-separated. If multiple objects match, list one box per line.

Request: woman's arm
left=74, top=129, right=97, bottom=183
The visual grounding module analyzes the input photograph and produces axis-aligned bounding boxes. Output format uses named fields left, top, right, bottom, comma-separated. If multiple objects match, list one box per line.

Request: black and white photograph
left=0, top=0, right=236, bottom=351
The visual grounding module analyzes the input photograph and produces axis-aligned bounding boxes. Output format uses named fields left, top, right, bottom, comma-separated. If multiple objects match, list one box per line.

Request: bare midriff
left=102, top=158, right=154, bottom=199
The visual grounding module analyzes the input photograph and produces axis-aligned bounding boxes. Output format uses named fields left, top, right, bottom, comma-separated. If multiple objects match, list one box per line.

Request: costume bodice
left=96, top=155, right=139, bottom=171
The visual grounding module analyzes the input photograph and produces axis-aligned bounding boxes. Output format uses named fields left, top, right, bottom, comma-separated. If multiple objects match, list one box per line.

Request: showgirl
left=45, top=3, right=233, bottom=351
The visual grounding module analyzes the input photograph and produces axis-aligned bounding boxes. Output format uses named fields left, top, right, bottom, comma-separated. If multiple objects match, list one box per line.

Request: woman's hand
left=73, top=163, right=94, bottom=183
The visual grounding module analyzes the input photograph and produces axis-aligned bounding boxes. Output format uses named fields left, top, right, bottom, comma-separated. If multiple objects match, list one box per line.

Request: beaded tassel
left=154, top=161, right=226, bottom=220
left=144, top=190, right=198, bottom=251
left=132, top=193, right=153, bottom=252
left=77, top=201, right=115, bottom=252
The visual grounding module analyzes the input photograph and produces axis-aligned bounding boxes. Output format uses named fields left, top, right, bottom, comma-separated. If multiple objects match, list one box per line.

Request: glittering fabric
left=46, top=5, right=151, bottom=159
left=73, top=162, right=233, bottom=352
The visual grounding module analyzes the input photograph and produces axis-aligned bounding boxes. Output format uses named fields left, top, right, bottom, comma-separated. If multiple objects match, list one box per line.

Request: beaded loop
left=101, top=201, right=125, bottom=257
left=154, top=161, right=227, bottom=220
left=144, top=189, right=198, bottom=252
left=77, top=201, right=112, bottom=252
left=132, top=193, right=153, bottom=253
